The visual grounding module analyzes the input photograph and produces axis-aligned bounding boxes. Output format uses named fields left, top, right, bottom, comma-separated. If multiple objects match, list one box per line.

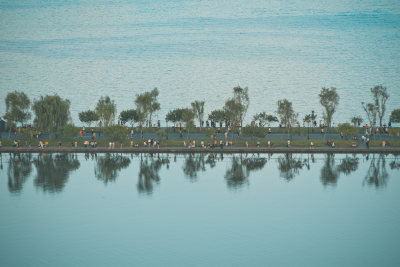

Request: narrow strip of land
left=1, top=146, right=399, bottom=154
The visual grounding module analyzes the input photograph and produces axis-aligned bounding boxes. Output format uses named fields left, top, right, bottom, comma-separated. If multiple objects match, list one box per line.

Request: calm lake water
left=1, top=0, right=400, bottom=124
left=0, top=152, right=399, bottom=266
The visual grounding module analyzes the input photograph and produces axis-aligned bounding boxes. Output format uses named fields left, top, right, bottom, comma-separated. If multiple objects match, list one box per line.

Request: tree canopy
left=32, top=94, right=70, bottom=136
left=166, top=108, right=185, bottom=124
left=78, top=110, right=99, bottom=127
left=134, top=88, right=160, bottom=126
left=390, top=109, right=400, bottom=123
left=276, top=99, right=298, bottom=127
left=95, top=96, right=116, bottom=127
left=119, top=109, right=138, bottom=127
left=232, top=86, right=249, bottom=127
left=371, top=85, right=389, bottom=125
left=351, top=116, right=363, bottom=126
left=319, top=87, right=339, bottom=127
left=208, top=109, right=227, bottom=123
left=191, top=100, right=205, bottom=128
left=253, top=112, right=278, bottom=127
left=5, top=90, right=31, bottom=127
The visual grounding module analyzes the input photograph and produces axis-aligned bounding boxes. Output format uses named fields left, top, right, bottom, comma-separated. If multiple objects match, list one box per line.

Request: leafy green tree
left=78, top=110, right=99, bottom=127
left=361, top=102, right=377, bottom=129
left=56, top=124, right=78, bottom=138
left=4, top=90, right=31, bottom=128
left=276, top=99, right=298, bottom=127
left=32, top=94, right=71, bottom=139
left=371, top=85, right=389, bottom=126
left=253, top=112, right=278, bottom=127
left=119, top=109, right=138, bottom=127
left=224, top=99, right=241, bottom=127
left=319, top=87, right=340, bottom=127
left=232, top=86, right=250, bottom=127
left=303, top=114, right=312, bottom=127
left=208, top=109, right=227, bottom=126
left=351, top=116, right=363, bottom=126
left=181, top=108, right=195, bottom=138
left=389, top=109, right=400, bottom=123
left=166, top=108, right=185, bottom=125
left=103, top=125, right=129, bottom=140
left=337, top=123, right=359, bottom=139
left=95, top=96, right=116, bottom=127
left=134, top=88, right=160, bottom=127
left=191, top=100, right=205, bottom=129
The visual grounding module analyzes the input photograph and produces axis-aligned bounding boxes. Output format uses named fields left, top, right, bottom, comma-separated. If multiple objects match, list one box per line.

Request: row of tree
left=3, top=85, right=399, bottom=137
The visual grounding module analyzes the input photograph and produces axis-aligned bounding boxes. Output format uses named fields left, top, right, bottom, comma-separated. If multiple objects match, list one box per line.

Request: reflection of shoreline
left=3, top=153, right=399, bottom=195
left=1, top=147, right=400, bottom=154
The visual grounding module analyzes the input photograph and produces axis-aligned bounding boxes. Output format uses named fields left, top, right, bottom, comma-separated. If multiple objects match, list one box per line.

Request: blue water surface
left=0, top=152, right=399, bottom=266
left=0, top=0, right=399, bottom=124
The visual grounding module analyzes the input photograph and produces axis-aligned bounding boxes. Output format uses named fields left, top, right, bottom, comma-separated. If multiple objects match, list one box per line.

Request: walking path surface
left=1, top=146, right=399, bottom=154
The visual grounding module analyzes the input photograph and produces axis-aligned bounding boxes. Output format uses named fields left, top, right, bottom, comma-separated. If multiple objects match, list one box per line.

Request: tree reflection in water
left=389, top=155, right=400, bottom=170
left=95, top=153, right=131, bottom=184
left=320, top=154, right=339, bottom=186
left=337, top=156, right=359, bottom=175
left=363, top=154, right=388, bottom=188
left=8, top=153, right=32, bottom=194
left=277, top=153, right=303, bottom=181
left=224, top=155, right=267, bottom=189
left=34, top=154, right=80, bottom=193
left=182, top=154, right=205, bottom=181
left=137, top=154, right=169, bottom=194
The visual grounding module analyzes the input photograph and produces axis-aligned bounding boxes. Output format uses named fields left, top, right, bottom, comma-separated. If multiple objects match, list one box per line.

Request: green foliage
left=371, top=85, right=389, bottom=125
left=5, top=90, right=31, bottom=127
left=242, top=126, right=267, bottom=138
left=166, top=108, right=185, bottom=123
left=181, top=108, right=195, bottom=127
left=276, top=99, right=298, bottom=126
left=103, top=125, right=129, bottom=140
left=56, top=124, right=78, bottom=138
left=351, top=116, right=363, bottom=126
left=95, top=96, right=116, bottom=127
left=78, top=110, right=99, bottom=127
left=208, top=109, right=227, bottom=123
left=303, top=114, right=312, bottom=126
left=337, top=123, right=359, bottom=139
left=232, top=86, right=250, bottom=126
left=253, top=112, right=278, bottom=126
left=156, top=130, right=167, bottom=140
left=119, top=109, right=138, bottom=127
left=361, top=102, right=377, bottom=127
left=191, top=100, right=205, bottom=128
left=224, top=98, right=241, bottom=126
left=135, top=88, right=160, bottom=125
left=319, top=87, right=340, bottom=127
left=390, top=109, right=400, bottom=123
left=32, top=94, right=71, bottom=136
